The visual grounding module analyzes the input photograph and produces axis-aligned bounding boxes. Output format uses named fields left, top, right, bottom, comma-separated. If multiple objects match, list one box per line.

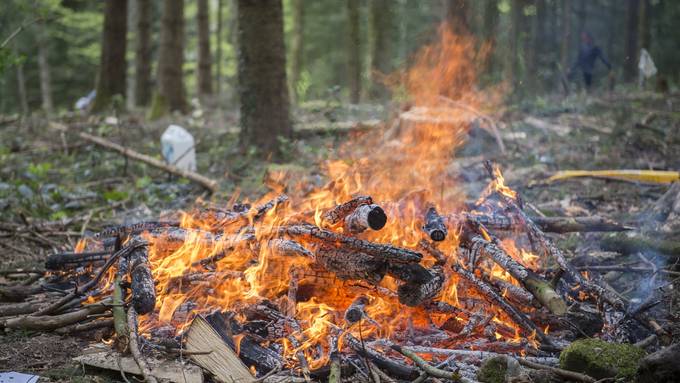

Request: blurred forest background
left=1, top=0, right=677, bottom=119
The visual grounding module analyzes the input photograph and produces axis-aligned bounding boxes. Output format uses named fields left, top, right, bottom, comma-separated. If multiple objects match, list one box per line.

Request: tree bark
left=483, top=0, right=499, bottom=74
left=560, top=0, right=571, bottom=71
left=92, top=0, right=128, bottom=113
left=215, top=0, right=224, bottom=97
left=289, top=0, right=304, bottom=104
left=36, top=20, right=53, bottom=115
left=369, top=0, right=392, bottom=100
left=14, top=53, right=28, bottom=115
left=197, top=0, right=213, bottom=97
left=509, top=0, right=526, bottom=92
left=346, top=0, right=361, bottom=104
left=624, top=0, right=639, bottom=82
left=638, top=0, right=650, bottom=51
left=151, top=0, right=187, bottom=117
left=134, top=0, right=152, bottom=107
left=237, top=0, right=291, bottom=157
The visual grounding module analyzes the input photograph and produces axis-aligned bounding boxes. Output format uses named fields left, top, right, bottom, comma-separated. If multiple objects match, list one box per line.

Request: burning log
left=205, top=311, right=283, bottom=373
left=315, top=245, right=386, bottom=284
left=460, top=232, right=566, bottom=315
left=394, top=266, right=446, bottom=307
left=128, top=244, right=156, bottom=315
left=451, top=262, right=552, bottom=346
left=339, top=329, right=419, bottom=380
left=252, top=194, right=290, bottom=221
left=281, top=224, right=422, bottom=263
left=344, top=295, right=370, bottom=325
left=94, top=221, right=180, bottom=239
left=417, top=239, right=447, bottom=265
left=45, top=251, right=110, bottom=270
left=322, top=195, right=373, bottom=225
left=268, top=238, right=313, bottom=258
left=344, top=204, right=387, bottom=233
left=422, top=206, right=447, bottom=241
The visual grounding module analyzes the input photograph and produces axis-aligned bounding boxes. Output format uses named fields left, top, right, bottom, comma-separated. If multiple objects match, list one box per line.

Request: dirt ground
left=1, top=90, right=679, bottom=381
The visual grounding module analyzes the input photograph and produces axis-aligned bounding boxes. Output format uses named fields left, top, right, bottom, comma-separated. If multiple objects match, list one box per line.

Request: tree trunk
left=197, top=0, right=213, bottom=97
left=576, top=0, right=587, bottom=36
left=15, top=59, right=28, bottom=116
left=236, top=0, right=291, bottom=157
left=134, top=0, right=152, bottom=107
left=560, top=0, right=571, bottom=71
left=624, top=0, right=639, bottom=82
left=444, top=0, right=470, bottom=34
left=509, top=0, right=526, bottom=92
left=638, top=0, right=650, bottom=50
left=346, top=0, right=361, bottom=104
left=483, top=0, right=499, bottom=75
left=369, top=0, right=392, bottom=100
left=92, top=0, right=128, bottom=113
left=36, top=20, right=53, bottom=115
left=215, top=0, right=224, bottom=97
left=289, top=0, right=304, bottom=104
left=151, top=0, right=187, bottom=117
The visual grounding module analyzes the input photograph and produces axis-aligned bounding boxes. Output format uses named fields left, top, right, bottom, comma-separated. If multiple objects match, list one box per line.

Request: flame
left=71, top=23, right=564, bottom=370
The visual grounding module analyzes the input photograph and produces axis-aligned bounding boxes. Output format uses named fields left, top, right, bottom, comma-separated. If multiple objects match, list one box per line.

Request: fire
left=74, top=24, right=554, bottom=369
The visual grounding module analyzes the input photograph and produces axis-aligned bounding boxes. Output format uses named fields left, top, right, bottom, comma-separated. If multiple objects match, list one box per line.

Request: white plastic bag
left=161, top=124, right=196, bottom=172
left=638, top=49, right=657, bottom=79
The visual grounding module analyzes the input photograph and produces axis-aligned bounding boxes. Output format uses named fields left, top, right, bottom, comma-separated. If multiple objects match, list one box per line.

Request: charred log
left=344, top=204, right=387, bottom=233
left=344, top=295, right=370, bottom=324
left=268, top=238, right=313, bottom=258
left=315, top=245, right=386, bottom=284
left=94, top=221, right=180, bottom=239
left=281, top=224, right=422, bottom=263
left=45, top=251, right=110, bottom=271
left=396, top=266, right=445, bottom=307
left=423, top=206, right=447, bottom=241
left=128, top=245, right=156, bottom=315
left=417, top=239, right=447, bottom=265
left=322, top=195, right=373, bottom=225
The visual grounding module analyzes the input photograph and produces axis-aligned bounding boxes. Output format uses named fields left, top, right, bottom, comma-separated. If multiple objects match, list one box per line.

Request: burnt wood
left=423, top=206, right=447, bottom=241
left=322, top=195, right=373, bottom=225
left=128, top=245, right=156, bottom=315
left=344, top=204, right=387, bottom=233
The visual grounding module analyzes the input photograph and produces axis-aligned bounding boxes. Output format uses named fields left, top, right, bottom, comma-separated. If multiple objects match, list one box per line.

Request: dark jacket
left=571, top=43, right=611, bottom=74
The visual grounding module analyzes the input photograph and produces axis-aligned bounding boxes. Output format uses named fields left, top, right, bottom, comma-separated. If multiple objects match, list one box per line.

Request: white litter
left=161, top=124, right=197, bottom=172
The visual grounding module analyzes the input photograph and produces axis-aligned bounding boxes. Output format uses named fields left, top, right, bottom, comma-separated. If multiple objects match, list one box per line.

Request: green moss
left=477, top=356, right=519, bottom=383
left=559, top=338, right=645, bottom=380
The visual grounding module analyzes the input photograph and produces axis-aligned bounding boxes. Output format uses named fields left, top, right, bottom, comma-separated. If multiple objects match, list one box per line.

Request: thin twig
left=127, top=307, right=158, bottom=383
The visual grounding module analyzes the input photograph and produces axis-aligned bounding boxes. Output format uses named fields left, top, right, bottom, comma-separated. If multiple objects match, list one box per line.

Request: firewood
left=390, top=344, right=463, bottom=382
left=127, top=307, right=159, bottom=383
left=600, top=233, right=680, bottom=261
left=517, top=358, right=595, bottom=383
left=185, top=315, right=255, bottom=383
left=322, top=195, right=373, bottom=225
left=466, top=213, right=630, bottom=233
left=54, top=318, right=114, bottom=335
left=460, top=232, right=566, bottom=315
left=417, top=239, right=447, bottom=265
left=1, top=299, right=110, bottom=331
left=204, top=310, right=283, bottom=373
left=252, top=194, right=289, bottom=221
left=344, top=295, right=370, bottom=324
left=94, top=221, right=180, bottom=239
left=339, top=329, right=419, bottom=380
left=344, top=204, right=387, bottom=233
left=34, top=241, right=146, bottom=316
left=128, top=245, right=156, bottom=315
left=0, top=284, right=42, bottom=302
left=112, top=272, right=130, bottom=352
left=281, top=224, right=422, bottom=263
left=395, top=266, right=446, bottom=307
left=0, top=300, right=46, bottom=317
left=45, top=251, right=110, bottom=270
left=422, top=206, right=447, bottom=241
left=315, top=245, right=386, bottom=284
left=451, top=262, right=552, bottom=346
left=268, top=238, right=313, bottom=258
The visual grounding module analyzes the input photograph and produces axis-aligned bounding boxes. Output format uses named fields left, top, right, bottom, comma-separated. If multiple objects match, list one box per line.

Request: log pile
left=0, top=164, right=672, bottom=383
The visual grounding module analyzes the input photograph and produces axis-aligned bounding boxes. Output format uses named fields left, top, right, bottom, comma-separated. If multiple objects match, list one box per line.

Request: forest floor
left=1, top=88, right=679, bottom=381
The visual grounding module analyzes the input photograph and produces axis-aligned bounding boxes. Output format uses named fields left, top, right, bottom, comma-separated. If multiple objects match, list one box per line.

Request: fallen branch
left=127, top=307, right=158, bottom=383
left=2, top=300, right=110, bottom=331
left=49, top=122, right=218, bottom=193
left=423, top=206, right=448, bottom=241
left=390, top=344, right=462, bottom=382
left=517, top=357, right=595, bottom=383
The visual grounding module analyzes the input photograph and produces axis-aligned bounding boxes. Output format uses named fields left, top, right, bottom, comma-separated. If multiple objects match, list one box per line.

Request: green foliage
left=103, top=189, right=129, bottom=202
left=560, top=338, right=645, bottom=380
